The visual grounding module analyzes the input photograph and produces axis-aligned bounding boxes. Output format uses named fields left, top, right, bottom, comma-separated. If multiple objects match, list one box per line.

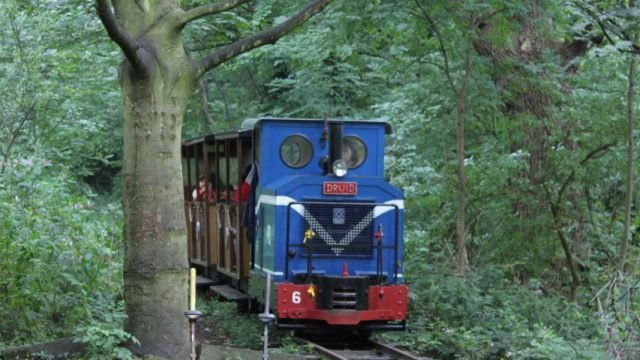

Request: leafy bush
left=73, top=298, right=138, bottom=360
left=378, top=228, right=612, bottom=359
left=0, top=156, right=123, bottom=346
left=382, top=255, right=609, bottom=359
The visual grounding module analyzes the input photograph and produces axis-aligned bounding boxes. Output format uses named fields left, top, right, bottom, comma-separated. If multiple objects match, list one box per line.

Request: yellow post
left=189, top=268, right=196, bottom=310
left=185, top=268, right=202, bottom=360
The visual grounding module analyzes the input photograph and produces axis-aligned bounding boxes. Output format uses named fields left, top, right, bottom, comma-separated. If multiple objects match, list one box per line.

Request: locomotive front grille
left=332, top=288, right=358, bottom=309
left=316, top=276, right=369, bottom=310
left=302, top=202, right=375, bottom=256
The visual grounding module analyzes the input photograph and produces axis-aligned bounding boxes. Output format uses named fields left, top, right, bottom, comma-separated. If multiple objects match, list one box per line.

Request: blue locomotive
left=182, top=117, right=407, bottom=333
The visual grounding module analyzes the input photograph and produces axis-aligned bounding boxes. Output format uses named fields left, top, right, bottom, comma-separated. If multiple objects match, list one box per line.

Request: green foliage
left=269, top=336, right=315, bottom=356
left=0, top=0, right=122, bottom=194
left=383, top=247, right=608, bottom=358
left=0, top=155, right=123, bottom=346
left=181, top=0, right=413, bottom=137
left=73, top=299, right=138, bottom=360
left=198, top=295, right=303, bottom=352
left=199, top=296, right=264, bottom=349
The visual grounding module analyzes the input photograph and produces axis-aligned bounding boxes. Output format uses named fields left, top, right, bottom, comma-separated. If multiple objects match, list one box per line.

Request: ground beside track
left=198, top=344, right=307, bottom=359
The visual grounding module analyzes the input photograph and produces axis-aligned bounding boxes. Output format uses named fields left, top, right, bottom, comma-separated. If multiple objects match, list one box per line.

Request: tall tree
left=583, top=0, right=640, bottom=272
left=94, top=0, right=332, bottom=357
left=413, top=0, right=476, bottom=274
left=569, top=0, right=640, bottom=282
left=473, top=0, right=596, bottom=299
left=619, top=35, right=637, bottom=271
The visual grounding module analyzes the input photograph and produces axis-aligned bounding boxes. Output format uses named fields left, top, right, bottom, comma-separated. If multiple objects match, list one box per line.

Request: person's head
left=342, top=140, right=357, bottom=165
left=198, top=175, right=205, bottom=187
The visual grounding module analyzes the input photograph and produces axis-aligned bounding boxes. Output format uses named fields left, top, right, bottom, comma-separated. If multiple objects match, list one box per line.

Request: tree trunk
left=454, top=47, right=473, bottom=275
left=110, top=4, right=197, bottom=355
left=619, top=51, right=637, bottom=271
left=455, top=94, right=468, bottom=274
left=413, top=1, right=473, bottom=274
left=548, top=200, right=581, bottom=301
left=120, top=59, right=195, bottom=357
left=120, top=80, right=194, bottom=357
left=473, top=1, right=592, bottom=296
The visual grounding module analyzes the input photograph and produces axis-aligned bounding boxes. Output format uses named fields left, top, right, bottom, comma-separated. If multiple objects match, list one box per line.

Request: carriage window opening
left=216, top=141, right=234, bottom=201
left=228, top=156, right=238, bottom=190
left=206, top=145, right=218, bottom=203
left=342, top=136, right=366, bottom=168
left=182, top=157, right=189, bottom=197
left=240, top=139, right=252, bottom=171
left=280, top=135, right=313, bottom=168
left=183, top=146, right=197, bottom=200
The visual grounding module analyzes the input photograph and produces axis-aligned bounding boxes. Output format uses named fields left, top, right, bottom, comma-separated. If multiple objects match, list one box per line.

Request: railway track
left=299, top=337, right=432, bottom=360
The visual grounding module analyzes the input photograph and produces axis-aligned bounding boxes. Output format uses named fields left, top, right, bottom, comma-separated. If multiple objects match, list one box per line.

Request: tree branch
left=9, top=13, right=27, bottom=75
left=94, top=0, right=149, bottom=75
left=210, top=79, right=232, bottom=122
left=194, top=0, right=332, bottom=78
left=555, top=142, right=616, bottom=206
left=572, top=1, right=640, bottom=54
left=414, top=0, right=457, bottom=95
left=418, top=58, right=446, bottom=72
left=1, top=99, right=36, bottom=174
left=542, top=181, right=581, bottom=301
left=199, top=80, right=215, bottom=129
left=579, top=142, right=616, bottom=166
left=245, top=67, right=266, bottom=104
left=179, top=0, right=250, bottom=27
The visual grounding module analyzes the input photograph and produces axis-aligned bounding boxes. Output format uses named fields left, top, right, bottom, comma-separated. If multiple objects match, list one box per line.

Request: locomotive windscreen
left=300, top=202, right=375, bottom=257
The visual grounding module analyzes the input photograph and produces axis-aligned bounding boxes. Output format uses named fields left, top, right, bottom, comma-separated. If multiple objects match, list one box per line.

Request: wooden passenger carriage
left=182, top=129, right=252, bottom=289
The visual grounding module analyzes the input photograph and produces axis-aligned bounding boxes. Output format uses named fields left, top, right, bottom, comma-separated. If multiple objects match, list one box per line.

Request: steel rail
left=300, top=337, right=430, bottom=360
left=299, top=338, right=350, bottom=360
left=369, top=339, right=429, bottom=360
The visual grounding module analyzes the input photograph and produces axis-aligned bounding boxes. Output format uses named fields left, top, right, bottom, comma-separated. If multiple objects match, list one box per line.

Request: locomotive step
left=196, top=275, right=217, bottom=287
left=209, top=284, right=250, bottom=301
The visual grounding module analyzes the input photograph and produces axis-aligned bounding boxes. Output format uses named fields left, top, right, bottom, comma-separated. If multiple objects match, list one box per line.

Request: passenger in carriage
left=192, top=174, right=217, bottom=202
left=231, top=165, right=251, bottom=203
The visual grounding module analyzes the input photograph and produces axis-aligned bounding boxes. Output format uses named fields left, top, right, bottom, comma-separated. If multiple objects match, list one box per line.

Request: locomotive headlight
left=332, top=159, right=348, bottom=177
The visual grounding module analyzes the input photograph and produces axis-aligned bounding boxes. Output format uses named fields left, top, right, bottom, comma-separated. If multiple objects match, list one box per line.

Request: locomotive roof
left=240, top=117, right=393, bottom=134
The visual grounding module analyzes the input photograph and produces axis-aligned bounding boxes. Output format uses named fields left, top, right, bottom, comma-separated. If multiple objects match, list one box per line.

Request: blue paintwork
left=250, top=119, right=404, bottom=285
left=257, top=119, right=387, bottom=182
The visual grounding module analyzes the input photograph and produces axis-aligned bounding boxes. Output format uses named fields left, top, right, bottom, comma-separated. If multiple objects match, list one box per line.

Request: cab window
left=342, top=136, right=366, bottom=168
left=280, top=135, right=313, bottom=168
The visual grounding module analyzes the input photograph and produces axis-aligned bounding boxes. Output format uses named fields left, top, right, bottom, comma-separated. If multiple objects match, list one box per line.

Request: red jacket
left=194, top=185, right=216, bottom=202
left=232, top=181, right=250, bottom=202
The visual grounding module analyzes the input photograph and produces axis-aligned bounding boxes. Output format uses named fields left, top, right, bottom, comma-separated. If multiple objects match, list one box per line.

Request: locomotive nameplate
left=323, top=182, right=357, bottom=195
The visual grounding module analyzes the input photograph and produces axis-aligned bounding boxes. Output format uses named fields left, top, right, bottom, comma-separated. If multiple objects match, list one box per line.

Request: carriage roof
left=182, top=128, right=251, bottom=146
